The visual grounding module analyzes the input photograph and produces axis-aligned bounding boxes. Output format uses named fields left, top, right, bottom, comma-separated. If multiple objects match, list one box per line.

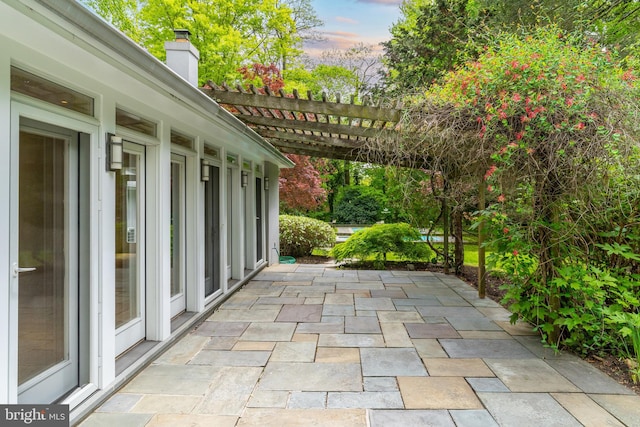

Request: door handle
left=12, top=262, right=37, bottom=277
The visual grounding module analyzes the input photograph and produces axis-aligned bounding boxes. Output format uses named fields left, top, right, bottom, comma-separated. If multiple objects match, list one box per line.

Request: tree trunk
left=536, top=194, right=562, bottom=345
left=442, top=196, right=450, bottom=274
left=453, top=209, right=464, bottom=275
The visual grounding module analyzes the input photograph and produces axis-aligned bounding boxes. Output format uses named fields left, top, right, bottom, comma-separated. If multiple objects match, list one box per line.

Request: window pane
left=11, top=67, right=94, bottom=116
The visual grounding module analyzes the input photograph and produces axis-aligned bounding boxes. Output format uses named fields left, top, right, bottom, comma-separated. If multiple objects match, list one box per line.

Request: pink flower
left=566, top=97, right=574, bottom=107
left=497, top=194, right=506, bottom=203
left=515, top=132, right=524, bottom=141
left=575, top=122, right=585, bottom=130
left=484, top=165, right=497, bottom=180
left=503, top=227, right=509, bottom=234
left=487, top=185, right=494, bottom=192
left=512, top=250, right=519, bottom=256
left=512, top=93, right=522, bottom=102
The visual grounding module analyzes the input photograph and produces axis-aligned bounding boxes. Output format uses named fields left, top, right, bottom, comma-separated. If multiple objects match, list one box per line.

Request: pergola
left=201, top=83, right=425, bottom=167
left=200, top=83, right=487, bottom=296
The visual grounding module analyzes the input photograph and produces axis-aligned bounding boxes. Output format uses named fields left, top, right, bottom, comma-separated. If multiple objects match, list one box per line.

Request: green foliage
left=362, top=165, right=441, bottom=227
left=420, top=26, right=640, bottom=353
left=331, top=223, right=433, bottom=268
left=333, top=186, right=386, bottom=224
left=279, top=215, right=335, bottom=257
left=383, top=0, right=486, bottom=93
left=605, top=308, right=640, bottom=383
left=84, top=0, right=313, bottom=85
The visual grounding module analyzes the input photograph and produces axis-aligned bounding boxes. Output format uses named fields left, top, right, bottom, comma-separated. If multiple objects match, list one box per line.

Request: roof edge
left=25, top=0, right=293, bottom=168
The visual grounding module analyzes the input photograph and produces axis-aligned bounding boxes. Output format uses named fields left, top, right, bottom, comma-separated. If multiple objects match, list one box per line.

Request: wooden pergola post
left=442, top=191, right=450, bottom=274
left=478, top=178, right=486, bottom=298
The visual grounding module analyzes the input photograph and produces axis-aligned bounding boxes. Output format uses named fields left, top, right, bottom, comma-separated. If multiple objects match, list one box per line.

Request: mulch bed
left=294, top=255, right=640, bottom=395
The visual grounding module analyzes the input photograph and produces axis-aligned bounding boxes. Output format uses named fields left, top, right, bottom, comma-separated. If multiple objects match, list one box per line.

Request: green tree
left=83, top=0, right=307, bottom=85
left=382, top=0, right=486, bottom=94
left=320, top=43, right=382, bottom=98
left=83, top=0, right=142, bottom=41
left=331, top=223, right=433, bottom=268
left=333, top=186, right=387, bottom=224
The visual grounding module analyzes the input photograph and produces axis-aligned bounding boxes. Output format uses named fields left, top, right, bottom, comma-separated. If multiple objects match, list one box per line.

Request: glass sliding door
left=256, top=177, right=263, bottom=262
left=226, top=167, right=233, bottom=279
left=115, top=143, right=145, bottom=355
left=170, top=155, right=186, bottom=317
left=205, top=165, right=221, bottom=297
left=17, top=123, right=79, bottom=403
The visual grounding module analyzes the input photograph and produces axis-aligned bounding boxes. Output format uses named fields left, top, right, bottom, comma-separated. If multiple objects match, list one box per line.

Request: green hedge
left=279, top=215, right=336, bottom=257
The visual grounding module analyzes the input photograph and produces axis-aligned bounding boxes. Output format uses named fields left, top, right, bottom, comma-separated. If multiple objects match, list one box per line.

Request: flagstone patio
left=78, top=264, right=640, bottom=427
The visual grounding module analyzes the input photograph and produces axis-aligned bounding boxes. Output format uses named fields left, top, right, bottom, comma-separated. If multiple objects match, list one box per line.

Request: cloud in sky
left=304, top=30, right=385, bottom=58
left=305, top=0, right=401, bottom=57
left=335, top=16, right=359, bottom=25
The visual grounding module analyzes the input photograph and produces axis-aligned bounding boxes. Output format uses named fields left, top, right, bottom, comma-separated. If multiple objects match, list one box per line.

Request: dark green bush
left=279, top=215, right=336, bottom=257
left=333, top=186, right=386, bottom=224
left=331, top=223, right=432, bottom=267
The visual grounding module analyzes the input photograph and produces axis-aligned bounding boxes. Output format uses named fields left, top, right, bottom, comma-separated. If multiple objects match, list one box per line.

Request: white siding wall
left=0, top=0, right=288, bottom=414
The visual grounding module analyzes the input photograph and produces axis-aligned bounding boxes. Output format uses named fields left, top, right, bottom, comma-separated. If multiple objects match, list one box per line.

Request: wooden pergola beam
left=257, top=129, right=363, bottom=149
left=202, top=86, right=401, bottom=123
left=239, top=114, right=397, bottom=140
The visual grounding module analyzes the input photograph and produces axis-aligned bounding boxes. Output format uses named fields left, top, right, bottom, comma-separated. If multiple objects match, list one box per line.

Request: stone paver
left=450, top=409, right=499, bottom=427
left=80, top=264, right=638, bottom=427
left=288, top=392, right=326, bottom=408
left=369, top=410, right=455, bottom=427
left=440, top=338, right=536, bottom=359
left=327, top=391, right=403, bottom=408
left=239, top=322, right=296, bottom=341
left=478, top=392, right=582, bottom=427
left=315, top=347, right=360, bottom=363
left=551, top=393, right=626, bottom=427
left=485, top=359, right=581, bottom=392
left=398, top=377, right=483, bottom=409
left=405, top=323, right=461, bottom=339
left=188, top=350, right=270, bottom=366
left=424, top=358, right=494, bottom=377
left=270, top=341, right=316, bottom=362
left=275, top=304, right=322, bottom=322
left=588, top=394, right=640, bottom=427
left=361, top=348, right=427, bottom=377
left=237, top=409, right=366, bottom=427
left=345, top=316, right=382, bottom=334
left=258, top=362, right=362, bottom=391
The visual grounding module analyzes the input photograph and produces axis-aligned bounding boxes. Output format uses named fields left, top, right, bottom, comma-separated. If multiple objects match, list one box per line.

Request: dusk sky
left=305, top=0, right=404, bottom=56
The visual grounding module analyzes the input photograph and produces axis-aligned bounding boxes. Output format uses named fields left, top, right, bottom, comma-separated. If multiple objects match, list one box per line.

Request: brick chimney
left=165, top=29, right=199, bottom=86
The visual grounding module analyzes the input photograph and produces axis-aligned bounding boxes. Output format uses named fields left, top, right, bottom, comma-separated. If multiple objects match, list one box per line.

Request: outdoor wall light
left=241, top=171, right=249, bottom=187
left=264, top=177, right=269, bottom=190
left=201, top=159, right=210, bottom=182
left=106, top=133, right=123, bottom=171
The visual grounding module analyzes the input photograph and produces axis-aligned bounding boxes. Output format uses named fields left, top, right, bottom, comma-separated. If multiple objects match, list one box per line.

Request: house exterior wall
left=0, top=0, right=289, bottom=420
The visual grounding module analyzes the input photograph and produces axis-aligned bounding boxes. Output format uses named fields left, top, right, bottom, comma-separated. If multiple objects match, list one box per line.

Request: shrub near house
left=279, top=215, right=336, bottom=257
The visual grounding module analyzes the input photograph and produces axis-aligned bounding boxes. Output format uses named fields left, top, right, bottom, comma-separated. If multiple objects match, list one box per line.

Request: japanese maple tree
left=279, top=154, right=327, bottom=213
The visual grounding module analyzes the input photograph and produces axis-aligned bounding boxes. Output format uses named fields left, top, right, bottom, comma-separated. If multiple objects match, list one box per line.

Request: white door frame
left=114, top=141, right=146, bottom=355
left=169, top=153, right=186, bottom=318
left=8, top=101, right=99, bottom=404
